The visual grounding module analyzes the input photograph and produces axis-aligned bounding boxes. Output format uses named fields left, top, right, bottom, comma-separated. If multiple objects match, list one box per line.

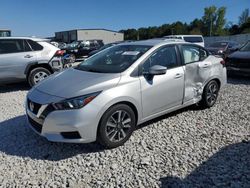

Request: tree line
left=119, top=6, right=250, bottom=40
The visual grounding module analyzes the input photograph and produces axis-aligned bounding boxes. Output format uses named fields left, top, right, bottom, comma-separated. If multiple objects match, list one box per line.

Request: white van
left=164, top=35, right=205, bottom=47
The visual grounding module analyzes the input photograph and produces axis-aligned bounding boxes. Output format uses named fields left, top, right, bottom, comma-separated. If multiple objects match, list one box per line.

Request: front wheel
left=28, top=67, right=51, bottom=87
left=97, top=104, right=136, bottom=148
left=200, top=80, right=219, bottom=108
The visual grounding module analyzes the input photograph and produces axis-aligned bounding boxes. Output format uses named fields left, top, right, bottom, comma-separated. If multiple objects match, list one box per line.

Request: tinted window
left=76, top=45, right=151, bottom=73
left=23, top=40, right=32, bottom=52
left=27, top=40, right=43, bottom=51
left=142, top=46, right=178, bottom=72
left=181, top=45, right=208, bottom=64
left=0, top=39, right=24, bottom=54
left=183, top=37, right=203, bottom=43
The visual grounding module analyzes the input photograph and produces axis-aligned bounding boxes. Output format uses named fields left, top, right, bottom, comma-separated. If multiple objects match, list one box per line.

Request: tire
left=200, top=80, right=219, bottom=108
left=28, top=67, right=51, bottom=87
left=97, top=104, right=136, bottom=148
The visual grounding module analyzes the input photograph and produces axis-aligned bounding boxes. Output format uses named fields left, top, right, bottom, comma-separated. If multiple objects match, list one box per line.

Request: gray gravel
left=0, top=78, right=249, bottom=188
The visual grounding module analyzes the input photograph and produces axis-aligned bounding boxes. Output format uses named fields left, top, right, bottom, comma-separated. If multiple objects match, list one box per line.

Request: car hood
left=228, top=51, right=250, bottom=59
left=34, top=68, right=121, bottom=98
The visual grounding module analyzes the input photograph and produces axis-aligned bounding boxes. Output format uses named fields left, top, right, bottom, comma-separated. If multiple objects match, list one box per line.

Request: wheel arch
left=25, top=62, right=54, bottom=78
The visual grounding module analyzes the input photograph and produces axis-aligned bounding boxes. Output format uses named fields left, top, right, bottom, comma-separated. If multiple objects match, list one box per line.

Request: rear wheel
left=97, top=104, right=136, bottom=148
left=200, top=80, right=219, bottom=108
left=28, top=67, right=51, bottom=87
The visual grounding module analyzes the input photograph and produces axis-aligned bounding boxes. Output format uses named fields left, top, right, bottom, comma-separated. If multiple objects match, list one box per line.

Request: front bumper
left=25, top=91, right=101, bottom=143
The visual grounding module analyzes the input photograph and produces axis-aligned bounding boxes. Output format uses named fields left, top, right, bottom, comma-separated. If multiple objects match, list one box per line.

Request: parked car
left=50, top=41, right=59, bottom=48
left=58, top=42, right=67, bottom=50
left=0, top=37, right=65, bottom=86
left=164, top=35, right=205, bottom=47
left=66, top=40, right=104, bottom=59
left=206, top=41, right=239, bottom=58
left=26, top=40, right=227, bottom=148
left=88, top=42, right=121, bottom=56
left=226, top=41, right=250, bottom=76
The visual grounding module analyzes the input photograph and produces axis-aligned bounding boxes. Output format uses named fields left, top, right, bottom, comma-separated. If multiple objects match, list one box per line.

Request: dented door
left=180, top=45, right=212, bottom=103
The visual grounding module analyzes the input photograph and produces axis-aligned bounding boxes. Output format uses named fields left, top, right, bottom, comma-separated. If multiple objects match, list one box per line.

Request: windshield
left=76, top=45, right=151, bottom=73
left=240, top=42, right=250, bottom=52
left=208, top=42, right=228, bottom=48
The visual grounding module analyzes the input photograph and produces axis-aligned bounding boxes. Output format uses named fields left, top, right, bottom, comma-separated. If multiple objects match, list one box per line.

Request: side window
left=142, top=46, right=178, bottom=72
left=0, top=39, right=24, bottom=54
left=23, top=40, right=32, bottom=52
left=181, top=45, right=208, bottom=64
left=200, top=48, right=208, bottom=61
left=181, top=45, right=200, bottom=64
left=27, top=40, right=43, bottom=51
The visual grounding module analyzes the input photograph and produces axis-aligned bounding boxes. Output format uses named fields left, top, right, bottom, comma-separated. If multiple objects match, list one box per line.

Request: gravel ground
left=0, top=78, right=249, bottom=188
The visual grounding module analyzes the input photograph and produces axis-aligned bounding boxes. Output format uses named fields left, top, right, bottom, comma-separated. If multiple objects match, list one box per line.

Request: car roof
left=165, top=35, right=203, bottom=37
left=119, top=39, right=189, bottom=47
left=0, top=37, right=50, bottom=42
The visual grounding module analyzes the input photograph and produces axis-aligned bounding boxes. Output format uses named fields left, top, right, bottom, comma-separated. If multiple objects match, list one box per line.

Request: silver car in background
left=26, top=39, right=227, bottom=148
left=0, top=37, right=64, bottom=86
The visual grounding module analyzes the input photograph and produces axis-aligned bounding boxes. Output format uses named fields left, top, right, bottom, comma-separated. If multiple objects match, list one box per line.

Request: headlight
left=218, top=50, right=223, bottom=54
left=52, top=92, right=101, bottom=110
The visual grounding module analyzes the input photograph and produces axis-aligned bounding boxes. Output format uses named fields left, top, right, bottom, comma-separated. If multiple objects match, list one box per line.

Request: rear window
left=183, top=37, right=203, bottom=43
left=27, top=40, right=43, bottom=51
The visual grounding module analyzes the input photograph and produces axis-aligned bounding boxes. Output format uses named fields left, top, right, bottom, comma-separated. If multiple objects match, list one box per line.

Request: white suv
left=0, top=37, right=64, bottom=86
left=164, top=35, right=205, bottom=47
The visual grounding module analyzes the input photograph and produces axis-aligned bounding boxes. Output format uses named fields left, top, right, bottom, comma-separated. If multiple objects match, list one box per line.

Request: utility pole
left=137, top=30, right=139, bottom=40
left=209, top=14, right=213, bottom=36
left=171, top=28, right=174, bottom=35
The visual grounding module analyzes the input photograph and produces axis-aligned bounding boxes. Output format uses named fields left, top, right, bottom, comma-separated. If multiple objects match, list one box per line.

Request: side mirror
left=148, top=65, right=167, bottom=75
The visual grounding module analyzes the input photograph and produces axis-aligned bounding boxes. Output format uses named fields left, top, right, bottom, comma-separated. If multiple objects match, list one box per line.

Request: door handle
left=199, top=63, right=210, bottom=68
left=175, top=73, right=182, bottom=79
left=202, top=64, right=209, bottom=68
left=24, top=55, right=33, bottom=58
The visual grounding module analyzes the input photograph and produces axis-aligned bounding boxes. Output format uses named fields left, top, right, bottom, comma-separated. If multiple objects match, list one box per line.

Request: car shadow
left=0, top=82, right=30, bottom=93
left=0, top=115, right=104, bottom=161
left=160, top=141, right=250, bottom=188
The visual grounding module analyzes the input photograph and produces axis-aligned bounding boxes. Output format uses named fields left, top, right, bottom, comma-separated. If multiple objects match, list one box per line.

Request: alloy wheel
left=105, top=110, right=132, bottom=142
left=206, top=82, right=218, bottom=105
left=33, top=71, right=49, bottom=84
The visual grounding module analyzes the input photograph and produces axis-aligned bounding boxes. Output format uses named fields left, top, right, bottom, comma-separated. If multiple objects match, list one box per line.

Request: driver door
left=139, top=45, right=184, bottom=118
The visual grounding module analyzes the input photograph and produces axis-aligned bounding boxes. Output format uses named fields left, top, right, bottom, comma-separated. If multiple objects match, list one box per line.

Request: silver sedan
left=26, top=39, right=227, bottom=148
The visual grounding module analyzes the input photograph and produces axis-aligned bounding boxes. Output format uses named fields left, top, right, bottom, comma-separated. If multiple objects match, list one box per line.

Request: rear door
left=179, top=44, right=211, bottom=103
left=0, top=39, right=37, bottom=81
left=139, top=45, right=185, bottom=118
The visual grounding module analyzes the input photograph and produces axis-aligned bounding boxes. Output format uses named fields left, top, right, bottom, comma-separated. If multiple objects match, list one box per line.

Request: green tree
left=202, top=6, right=226, bottom=36
left=215, top=7, right=227, bottom=35
left=239, top=8, right=249, bottom=26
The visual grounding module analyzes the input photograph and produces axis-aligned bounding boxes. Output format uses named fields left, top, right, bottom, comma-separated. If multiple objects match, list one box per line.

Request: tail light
left=55, top=50, right=65, bottom=56
left=220, top=60, right=226, bottom=67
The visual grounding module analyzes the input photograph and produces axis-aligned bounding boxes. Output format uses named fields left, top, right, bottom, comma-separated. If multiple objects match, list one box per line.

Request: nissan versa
left=26, top=40, right=227, bottom=148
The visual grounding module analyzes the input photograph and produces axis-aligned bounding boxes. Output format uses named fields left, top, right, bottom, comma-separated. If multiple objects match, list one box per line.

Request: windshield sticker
left=122, top=51, right=140, bottom=56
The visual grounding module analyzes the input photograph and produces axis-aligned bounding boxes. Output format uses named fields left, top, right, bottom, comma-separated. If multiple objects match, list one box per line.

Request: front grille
left=60, top=131, right=81, bottom=139
left=28, top=116, right=43, bottom=133
left=27, top=99, right=41, bottom=115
